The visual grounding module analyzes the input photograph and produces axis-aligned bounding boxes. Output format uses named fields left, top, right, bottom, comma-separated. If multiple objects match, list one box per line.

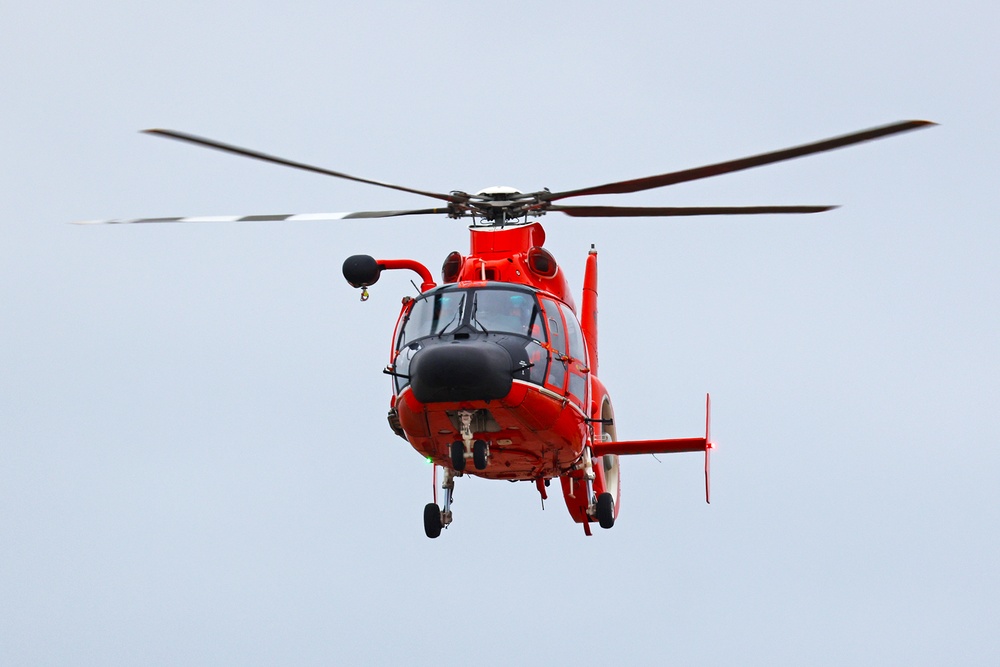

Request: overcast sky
left=2, top=1, right=998, bottom=664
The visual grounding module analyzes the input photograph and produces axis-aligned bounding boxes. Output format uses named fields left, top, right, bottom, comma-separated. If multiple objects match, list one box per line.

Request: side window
left=392, top=299, right=416, bottom=394
left=524, top=340, right=548, bottom=385
left=557, top=303, right=587, bottom=406
left=567, top=371, right=587, bottom=406
left=393, top=342, right=420, bottom=394
left=394, top=299, right=416, bottom=351
left=541, top=298, right=565, bottom=356
left=541, top=298, right=566, bottom=390
left=560, top=303, right=586, bottom=362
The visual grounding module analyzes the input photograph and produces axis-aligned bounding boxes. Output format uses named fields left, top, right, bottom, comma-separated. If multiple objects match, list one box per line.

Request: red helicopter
left=82, top=120, right=933, bottom=536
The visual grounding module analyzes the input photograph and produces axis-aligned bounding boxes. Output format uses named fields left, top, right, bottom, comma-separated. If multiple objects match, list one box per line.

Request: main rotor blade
left=548, top=204, right=838, bottom=217
left=143, top=129, right=462, bottom=204
left=547, top=120, right=935, bottom=202
left=74, top=208, right=449, bottom=225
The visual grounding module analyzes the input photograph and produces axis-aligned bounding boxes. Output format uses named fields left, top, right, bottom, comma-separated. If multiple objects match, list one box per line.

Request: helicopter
left=80, top=120, right=934, bottom=537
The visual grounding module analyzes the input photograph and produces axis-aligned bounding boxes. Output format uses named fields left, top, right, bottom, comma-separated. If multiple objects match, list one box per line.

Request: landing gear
left=450, top=441, right=466, bottom=471
left=596, top=492, right=615, bottom=529
left=473, top=439, right=489, bottom=470
left=450, top=437, right=489, bottom=472
left=423, top=503, right=442, bottom=538
left=429, top=417, right=490, bottom=537
left=424, top=465, right=456, bottom=539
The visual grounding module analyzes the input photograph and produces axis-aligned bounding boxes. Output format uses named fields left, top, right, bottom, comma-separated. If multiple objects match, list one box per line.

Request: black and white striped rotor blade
left=73, top=208, right=449, bottom=225
left=143, top=129, right=463, bottom=205
left=548, top=204, right=838, bottom=217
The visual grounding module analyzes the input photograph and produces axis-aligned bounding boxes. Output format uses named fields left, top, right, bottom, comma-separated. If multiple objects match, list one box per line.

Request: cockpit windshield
left=398, top=287, right=543, bottom=347
left=399, top=291, right=466, bottom=347
left=393, top=286, right=554, bottom=395
left=470, top=289, right=541, bottom=337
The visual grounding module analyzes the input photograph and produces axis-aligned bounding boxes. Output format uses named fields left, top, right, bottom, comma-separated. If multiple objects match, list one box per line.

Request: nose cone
left=409, top=341, right=514, bottom=403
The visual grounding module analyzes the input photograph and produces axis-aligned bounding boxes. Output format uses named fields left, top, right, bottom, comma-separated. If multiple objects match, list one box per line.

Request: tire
left=450, top=441, right=466, bottom=472
left=423, top=503, right=442, bottom=538
left=473, top=440, right=488, bottom=470
left=596, top=492, right=615, bottom=529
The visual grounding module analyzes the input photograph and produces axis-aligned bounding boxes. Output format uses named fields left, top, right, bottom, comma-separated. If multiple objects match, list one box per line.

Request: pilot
left=505, top=294, right=533, bottom=334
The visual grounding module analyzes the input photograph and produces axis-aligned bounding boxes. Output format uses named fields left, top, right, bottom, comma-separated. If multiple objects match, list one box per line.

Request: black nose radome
left=409, top=341, right=514, bottom=403
left=343, top=255, right=382, bottom=288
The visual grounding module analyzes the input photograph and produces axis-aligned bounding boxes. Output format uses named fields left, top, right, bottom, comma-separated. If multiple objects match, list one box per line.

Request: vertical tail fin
left=581, top=246, right=599, bottom=374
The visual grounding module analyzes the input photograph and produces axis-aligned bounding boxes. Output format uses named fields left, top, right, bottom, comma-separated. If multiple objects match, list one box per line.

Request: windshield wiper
left=469, top=295, right=490, bottom=334
left=436, top=296, right=466, bottom=337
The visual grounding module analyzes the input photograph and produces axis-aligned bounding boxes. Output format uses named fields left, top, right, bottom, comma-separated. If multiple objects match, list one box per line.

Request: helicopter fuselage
left=348, top=222, right=708, bottom=535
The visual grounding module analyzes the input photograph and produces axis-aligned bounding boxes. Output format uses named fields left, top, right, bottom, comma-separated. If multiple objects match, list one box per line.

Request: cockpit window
left=392, top=286, right=550, bottom=395
left=398, top=287, right=543, bottom=347
left=470, top=290, right=543, bottom=338
left=398, top=291, right=465, bottom=347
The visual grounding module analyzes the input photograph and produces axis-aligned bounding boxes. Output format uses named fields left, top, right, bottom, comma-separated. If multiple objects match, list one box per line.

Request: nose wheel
left=450, top=441, right=466, bottom=471
left=450, top=439, right=490, bottom=472
left=472, top=439, right=489, bottom=470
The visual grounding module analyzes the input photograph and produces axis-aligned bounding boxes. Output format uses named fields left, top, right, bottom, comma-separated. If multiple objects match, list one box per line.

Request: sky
left=2, top=1, right=998, bottom=664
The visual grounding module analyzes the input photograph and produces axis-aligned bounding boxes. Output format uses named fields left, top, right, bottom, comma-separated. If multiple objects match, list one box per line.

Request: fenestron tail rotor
left=80, top=121, right=934, bottom=226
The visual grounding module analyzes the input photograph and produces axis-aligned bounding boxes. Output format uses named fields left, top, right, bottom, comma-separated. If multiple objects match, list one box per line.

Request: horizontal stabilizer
left=593, top=394, right=714, bottom=503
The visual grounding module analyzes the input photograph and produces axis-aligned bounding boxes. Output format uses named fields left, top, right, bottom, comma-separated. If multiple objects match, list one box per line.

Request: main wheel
left=423, top=503, right=443, bottom=538
left=596, top=492, right=615, bottom=529
left=450, top=441, right=466, bottom=472
left=473, top=439, right=488, bottom=470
